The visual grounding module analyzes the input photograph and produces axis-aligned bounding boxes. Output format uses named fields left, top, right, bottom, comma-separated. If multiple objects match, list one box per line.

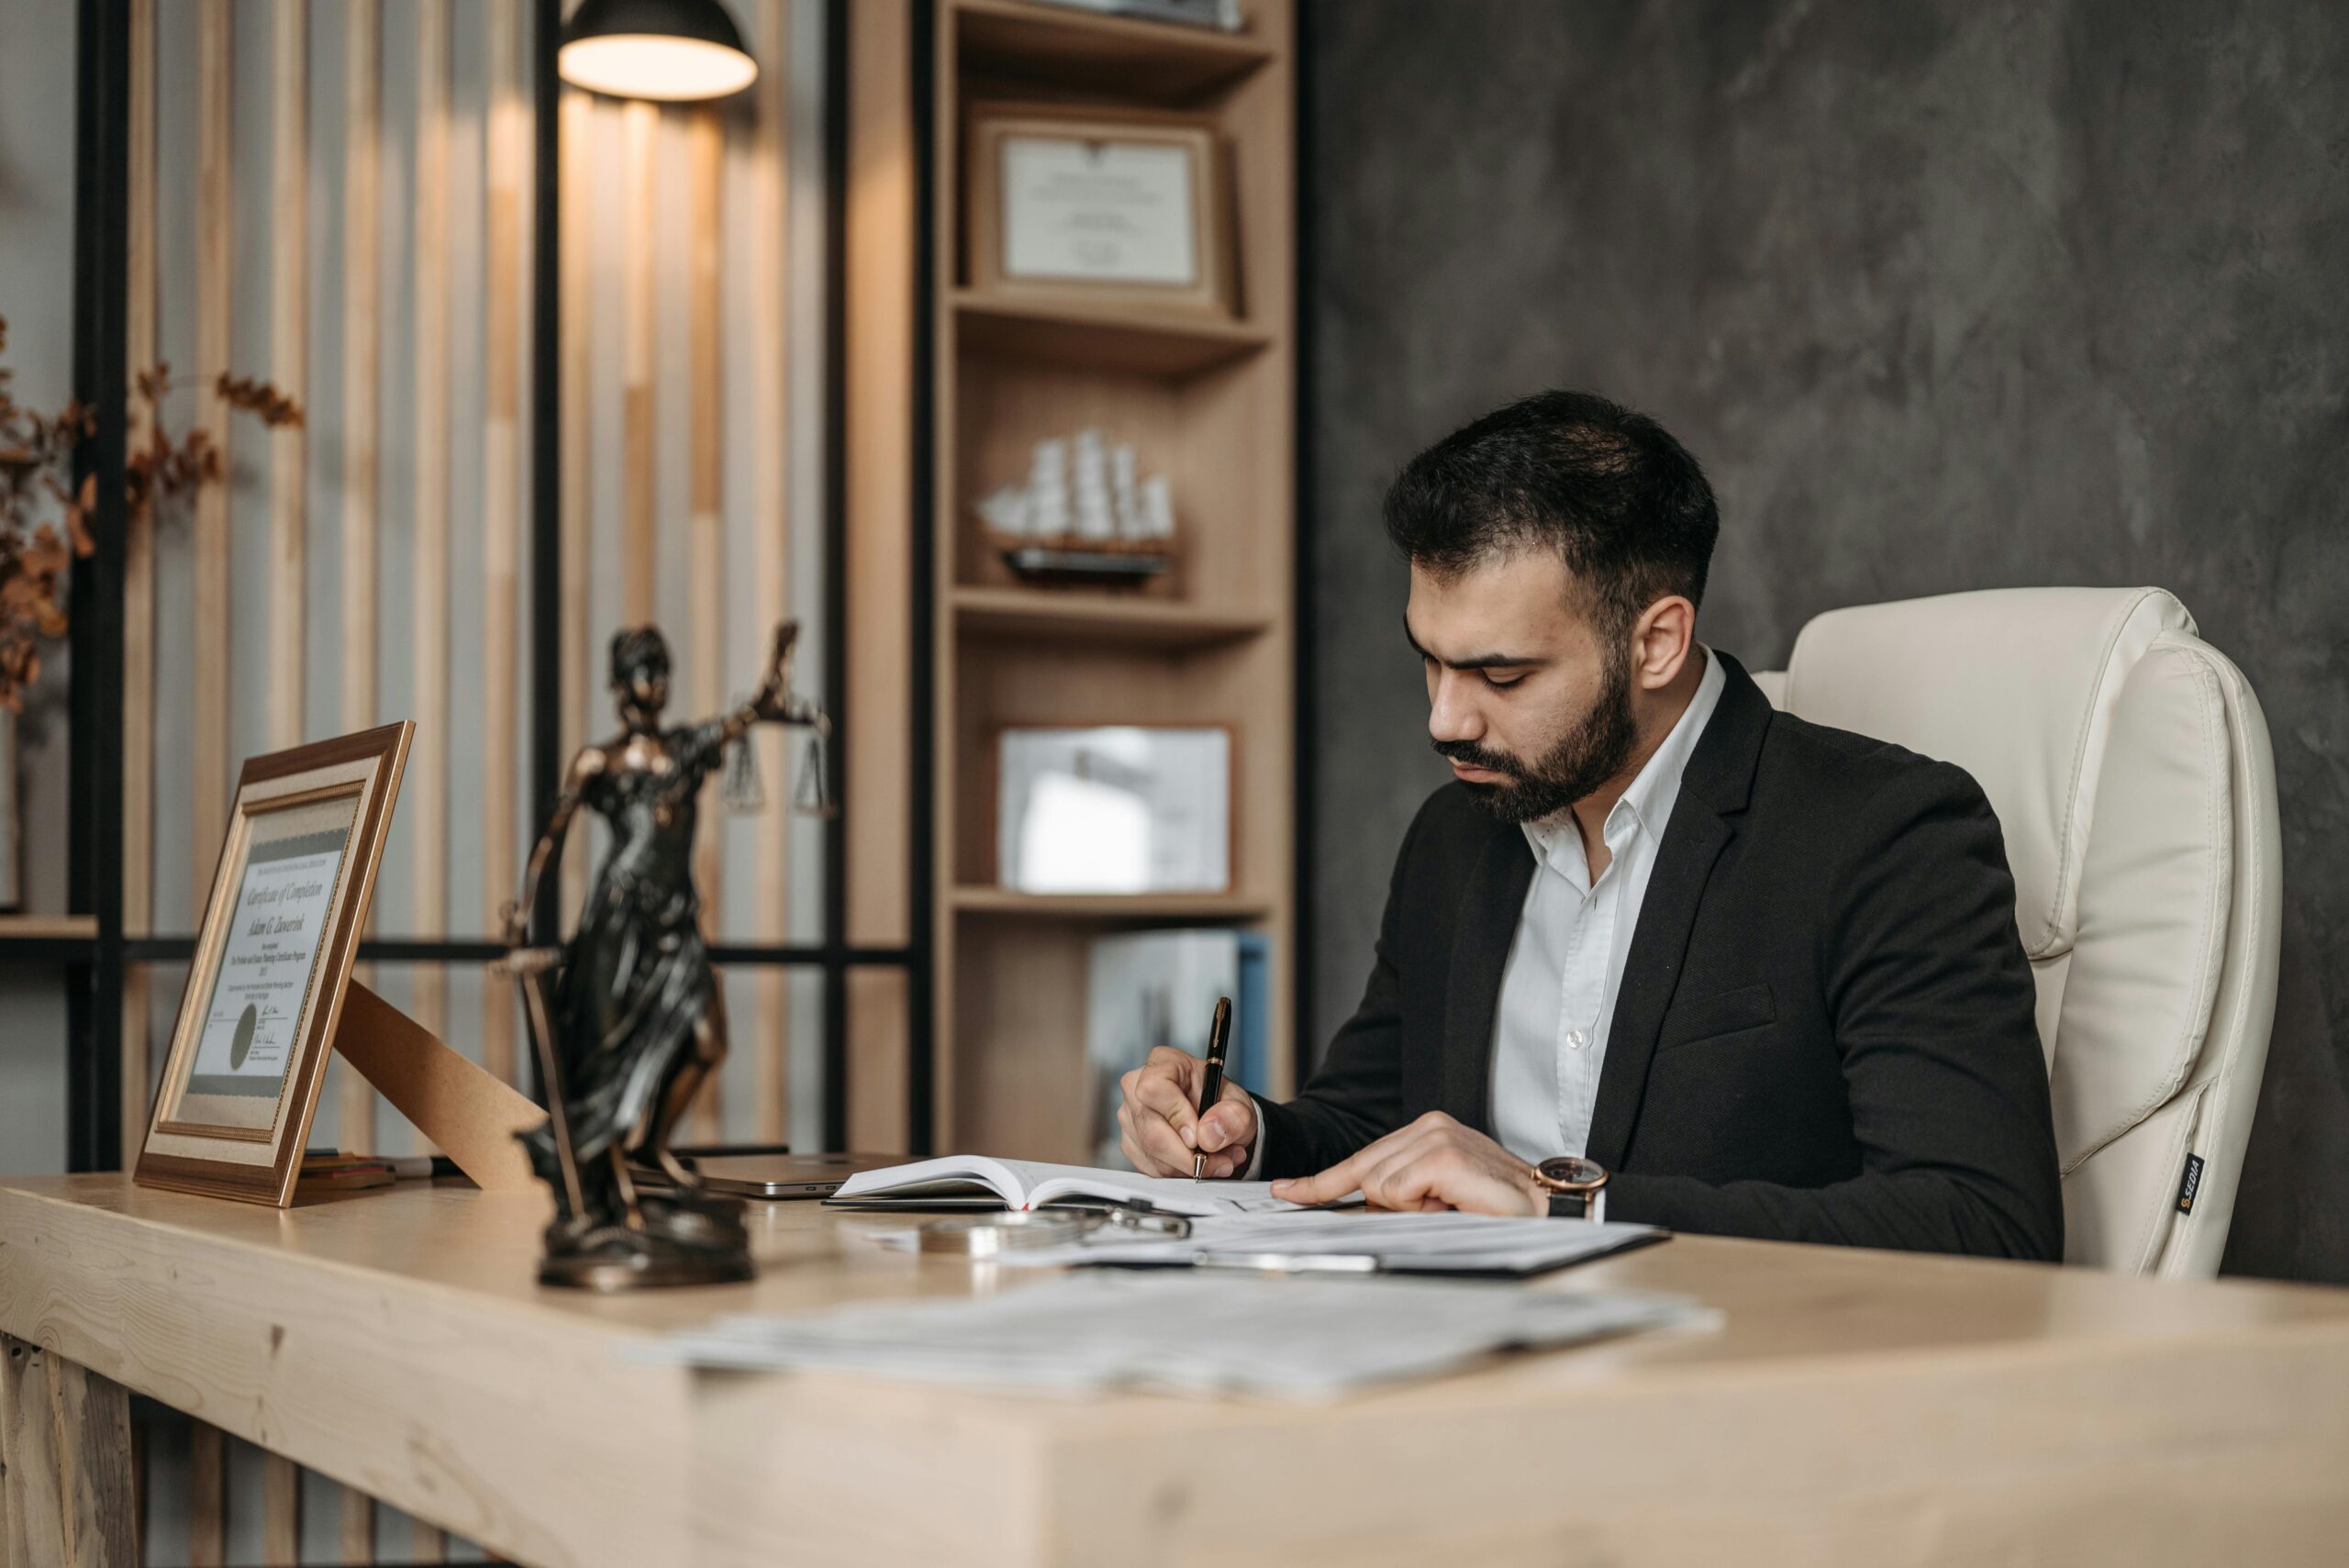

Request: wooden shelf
left=953, top=292, right=1271, bottom=377
left=0, top=913, right=101, bottom=961
left=952, top=585, right=1272, bottom=646
left=0, top=914, right=100, bottom=940
left=953, top=0, right=1274, bottom=105
left=952, top=886, right=1274, bottom=921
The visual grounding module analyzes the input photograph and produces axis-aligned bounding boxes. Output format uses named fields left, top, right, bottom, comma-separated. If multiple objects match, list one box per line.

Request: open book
left=829, top=1155, right=1325, bottom=1218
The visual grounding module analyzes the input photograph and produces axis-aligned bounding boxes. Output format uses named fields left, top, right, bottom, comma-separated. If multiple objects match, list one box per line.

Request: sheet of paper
left=184, top=817, right=353, bottom=1099
left=1002, top=1211, right=1663, bottom=1273
left=636, top=1273, right=1714, bottom=1399
left=1019, top=1162, right=1330, bottom=1217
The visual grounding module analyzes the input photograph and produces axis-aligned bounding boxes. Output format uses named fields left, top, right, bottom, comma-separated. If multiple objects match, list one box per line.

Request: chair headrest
left=1783, top=587, right=2195, bottom=960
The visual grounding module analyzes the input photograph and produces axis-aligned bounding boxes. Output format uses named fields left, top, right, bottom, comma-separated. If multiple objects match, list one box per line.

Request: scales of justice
left=497, top=619, right=833, bottom=1291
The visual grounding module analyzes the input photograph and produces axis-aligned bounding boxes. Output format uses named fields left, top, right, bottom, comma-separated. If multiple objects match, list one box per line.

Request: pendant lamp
left=559, top=0, right=758, bottom=102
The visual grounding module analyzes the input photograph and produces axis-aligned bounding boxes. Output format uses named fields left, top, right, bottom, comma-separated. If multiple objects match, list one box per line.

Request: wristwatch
left=1530, top=1155, right=1609, bottom=1222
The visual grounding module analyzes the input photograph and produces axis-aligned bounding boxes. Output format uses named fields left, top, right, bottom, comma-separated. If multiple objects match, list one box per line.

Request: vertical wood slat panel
left=620, top=99, right=658, bottom=625
left=481, top=0, right=525, bottom=1088
left=261, top=1451, right=298, bottom=1567
left=558, top=90, right=592, bottom=922
left=845, top=0, right=918, bottom=1152
left=186, top=1420, right=224, bottom=1568
left=269, top=0, right=306, bottom=751
left=340, top=0, right=384, bottom=1162
left=193, top=0, right=232, bottom=919
left=130, top=1408, right=147, bottom=1566
left=337, top=27, right=384, bottom=1546
left=410, top=0, right=453, bottom=1135
left=752, top=0, right=792, bottom=1143
left=267, top=8, right=313, bottom=1549
left=265, top=88, right=315, bottom=1568
left=189, top=9, right=236, bottom=1554
left=120, top=0, right=156, bottom=1162
left=0, top=1335, right=139, bottom=1568
left=340, top=1482, right=373, bottom=1567
left=688, top=108, right=725, bottom=1140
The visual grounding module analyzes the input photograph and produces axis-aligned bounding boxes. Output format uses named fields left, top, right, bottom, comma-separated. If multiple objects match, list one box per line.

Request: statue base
left=537, top=1188, right=756, bottom=1293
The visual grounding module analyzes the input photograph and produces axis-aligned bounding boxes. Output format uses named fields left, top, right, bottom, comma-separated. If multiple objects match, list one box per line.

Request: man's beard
left=1432, top=647, right=1639, bottom=824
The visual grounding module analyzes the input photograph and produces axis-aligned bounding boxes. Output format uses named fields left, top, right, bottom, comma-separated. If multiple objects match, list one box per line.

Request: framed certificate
left=967, top=103, right=1233, bottom=317
left=135, top=722, right=413, bottom=1205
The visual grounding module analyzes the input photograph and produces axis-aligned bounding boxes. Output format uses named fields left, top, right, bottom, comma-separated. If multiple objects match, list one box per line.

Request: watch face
left=1539, top=1156, right=1604, bottom=1188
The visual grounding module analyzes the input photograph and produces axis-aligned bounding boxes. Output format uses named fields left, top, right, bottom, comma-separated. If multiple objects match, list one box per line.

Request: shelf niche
left=929, top=0, right=1297, bottom=1158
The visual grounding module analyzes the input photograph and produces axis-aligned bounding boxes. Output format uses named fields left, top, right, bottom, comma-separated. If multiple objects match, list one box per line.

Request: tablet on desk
left=630, top=1151, right=904, bottom=1199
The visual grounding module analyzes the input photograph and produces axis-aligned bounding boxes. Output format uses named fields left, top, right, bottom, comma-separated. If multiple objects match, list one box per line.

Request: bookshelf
left=928, top=0, right=1295, bottom=1162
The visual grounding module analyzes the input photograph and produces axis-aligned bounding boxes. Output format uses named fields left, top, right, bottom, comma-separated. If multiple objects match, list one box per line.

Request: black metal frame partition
left=46, top=0, right=926, bottom=1173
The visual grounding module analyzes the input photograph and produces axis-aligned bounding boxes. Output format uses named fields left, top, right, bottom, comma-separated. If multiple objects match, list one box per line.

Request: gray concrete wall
left=1302, top=0, right=2349, bottom=1282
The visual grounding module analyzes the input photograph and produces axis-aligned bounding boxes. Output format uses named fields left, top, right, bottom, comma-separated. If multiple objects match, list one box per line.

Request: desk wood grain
left=1, top=1175, right=2344, bottom=1567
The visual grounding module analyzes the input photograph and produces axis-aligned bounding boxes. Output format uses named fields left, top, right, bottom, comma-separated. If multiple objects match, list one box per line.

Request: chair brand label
left=2176, top=1152, right=2205, bottom=1214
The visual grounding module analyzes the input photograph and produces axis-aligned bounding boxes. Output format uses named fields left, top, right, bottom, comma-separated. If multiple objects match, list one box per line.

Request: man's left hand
left=1271, top=1111, right=1548, bottom=1216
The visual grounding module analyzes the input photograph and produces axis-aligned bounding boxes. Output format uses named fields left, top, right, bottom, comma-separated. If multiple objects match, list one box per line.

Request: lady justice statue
left=501, top=620, right=829, bottom=1290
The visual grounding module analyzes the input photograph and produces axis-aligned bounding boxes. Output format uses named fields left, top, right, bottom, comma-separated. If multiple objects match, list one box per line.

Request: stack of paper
left=638, top=1273, right=1712, bottom=1399
left=1003, top=1210, right=1666, bottom=1276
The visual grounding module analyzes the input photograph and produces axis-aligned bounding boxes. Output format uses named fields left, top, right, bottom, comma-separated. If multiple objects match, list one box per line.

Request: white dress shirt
left=1488, top=647, right=1724, bottom=1163
left=1240, top=648, right=1724, bottom=1184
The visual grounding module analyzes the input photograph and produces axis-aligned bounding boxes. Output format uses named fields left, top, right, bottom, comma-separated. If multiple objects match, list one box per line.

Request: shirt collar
left=1520, top=644, right=1727, bottom=873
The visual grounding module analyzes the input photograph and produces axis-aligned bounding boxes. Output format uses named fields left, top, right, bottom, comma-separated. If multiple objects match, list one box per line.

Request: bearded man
left=1118, top=391, right=2065, bottom=1258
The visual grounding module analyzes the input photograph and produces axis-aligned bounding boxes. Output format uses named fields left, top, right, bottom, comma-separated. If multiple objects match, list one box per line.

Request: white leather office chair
left=1752, top=587, right=2280, bottom=1276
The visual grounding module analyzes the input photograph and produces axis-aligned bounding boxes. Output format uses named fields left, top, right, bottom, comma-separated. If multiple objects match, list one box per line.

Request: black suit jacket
left=1261, top=651, right=2065, bottom=1261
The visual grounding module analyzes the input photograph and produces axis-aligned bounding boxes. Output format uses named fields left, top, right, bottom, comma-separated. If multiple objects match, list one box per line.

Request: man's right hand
left=1117, top=1047, right=1259, bottom=1179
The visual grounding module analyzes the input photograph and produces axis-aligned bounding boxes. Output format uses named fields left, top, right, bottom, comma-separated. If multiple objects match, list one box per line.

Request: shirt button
left=1566, top=1028, right=1588, bottom=1051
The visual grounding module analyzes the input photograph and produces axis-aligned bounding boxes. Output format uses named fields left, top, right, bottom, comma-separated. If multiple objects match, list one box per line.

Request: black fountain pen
left=1193, top=995, right=1234, bottom=1181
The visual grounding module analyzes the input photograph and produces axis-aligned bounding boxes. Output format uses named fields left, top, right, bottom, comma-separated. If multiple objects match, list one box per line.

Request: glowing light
left=559, top=0, right=756, bottom=104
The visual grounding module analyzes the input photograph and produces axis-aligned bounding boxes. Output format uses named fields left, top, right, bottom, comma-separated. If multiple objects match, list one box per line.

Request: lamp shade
left=559, top=0, right=758, bottom=102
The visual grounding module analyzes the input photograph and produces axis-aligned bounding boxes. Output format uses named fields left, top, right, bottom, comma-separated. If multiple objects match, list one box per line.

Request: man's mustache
left=1431, top=738, right=1521, bottom=777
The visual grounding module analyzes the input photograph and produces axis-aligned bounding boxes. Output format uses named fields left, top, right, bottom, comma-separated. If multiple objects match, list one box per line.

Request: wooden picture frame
left=135, top=722, right=414, bottom=1205
left=966, top=101, right=1235, bottom=317
left=993, top=722, right=1235, bottom=895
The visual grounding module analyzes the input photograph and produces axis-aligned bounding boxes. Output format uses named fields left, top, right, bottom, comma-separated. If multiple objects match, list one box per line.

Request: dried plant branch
left=0, top=312, right=303, bottom=711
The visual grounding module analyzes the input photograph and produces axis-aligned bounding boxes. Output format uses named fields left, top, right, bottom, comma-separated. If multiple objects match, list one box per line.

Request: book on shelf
left=1085, top=927, right=1268, bottom=1166
left=1013, top=0, right=1243, bottom=34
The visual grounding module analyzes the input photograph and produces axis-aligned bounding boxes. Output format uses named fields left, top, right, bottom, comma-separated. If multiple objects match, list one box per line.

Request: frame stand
left=331, top=983, right=542, bottom=1192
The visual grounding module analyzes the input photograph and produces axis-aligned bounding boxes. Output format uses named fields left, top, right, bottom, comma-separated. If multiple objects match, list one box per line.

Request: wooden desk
left=2, top=1174, right=2345, bottom=1566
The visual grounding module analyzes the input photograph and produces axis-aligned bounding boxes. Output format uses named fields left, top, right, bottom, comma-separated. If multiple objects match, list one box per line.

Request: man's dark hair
left=1384, top=390, right=1720, bottom=639
left=608, top=625, right=671, bottom=689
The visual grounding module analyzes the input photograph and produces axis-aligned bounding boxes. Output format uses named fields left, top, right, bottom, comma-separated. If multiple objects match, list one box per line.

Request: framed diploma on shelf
left=135, top=722, right=414, bottom=1205
left=967, top=102, right=1233, bottom=317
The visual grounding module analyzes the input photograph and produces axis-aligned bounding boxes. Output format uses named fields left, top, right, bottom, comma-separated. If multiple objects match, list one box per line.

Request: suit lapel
left=1437, top=827, right=1536, bottom=1134
left=1582, top=807, right=1732, bottom=1168
left=1583, top=651, right=1773, bottom=1170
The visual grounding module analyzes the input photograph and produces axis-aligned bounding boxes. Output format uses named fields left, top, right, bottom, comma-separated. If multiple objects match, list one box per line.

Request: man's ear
left=1631, top=596, right=1697, bottom=691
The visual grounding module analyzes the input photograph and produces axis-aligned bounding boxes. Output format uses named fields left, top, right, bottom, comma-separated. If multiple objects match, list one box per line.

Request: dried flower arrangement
left=0, top=313, right=302, bottom=711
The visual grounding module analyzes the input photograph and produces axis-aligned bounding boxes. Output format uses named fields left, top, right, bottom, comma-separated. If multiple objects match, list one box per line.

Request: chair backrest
left=1755, top=587, right=2281, bottom=1275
